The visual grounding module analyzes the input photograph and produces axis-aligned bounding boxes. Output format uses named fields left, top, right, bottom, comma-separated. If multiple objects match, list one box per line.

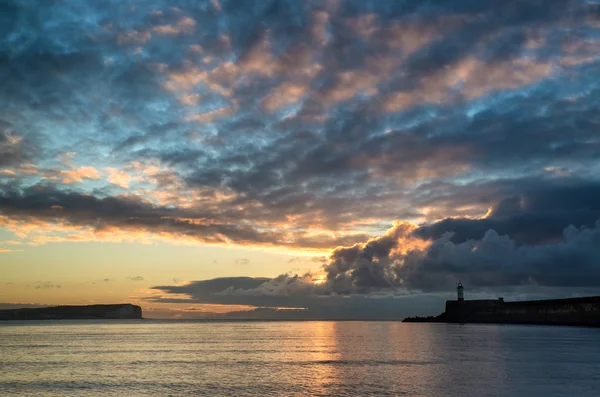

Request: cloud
left=0, top=248, right=21, bottom=253
left=59, top=166, right=101, bottom=184
left=321, top=217, right=600, bottom=292
left=127, top=276, right=145, bottom=281
left=414, top=180, right=600, bottom=245
left=105, top=168, right=138, bottom=189
left=262, top=82, right=310, bottom=111
left=117, top=30, right=152, bottom=46
left=0, top=123, right=32, bottom=167
left=33, top=282, right=60, bottom=289
left=0, top=0, right=600, bottom=268
left=152, top=17, right=196, bottom=36
left=150, top=276, right=447, bottom=318
left=0, top=185, right=367, bottom=249
left=405, top=223, right=600, bottom=289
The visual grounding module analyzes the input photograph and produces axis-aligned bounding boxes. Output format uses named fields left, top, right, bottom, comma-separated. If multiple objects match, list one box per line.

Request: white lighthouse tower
left=457, top=281, right=464, bottom=301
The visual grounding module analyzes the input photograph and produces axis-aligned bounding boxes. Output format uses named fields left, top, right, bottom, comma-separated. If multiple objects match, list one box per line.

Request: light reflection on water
left=1, top=320, right=599, bottom=396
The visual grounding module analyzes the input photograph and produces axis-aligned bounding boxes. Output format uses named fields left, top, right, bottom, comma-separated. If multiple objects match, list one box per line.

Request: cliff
left=404, top=296, right=600, bottom=327
left=0, top=304, right=143, bottom=320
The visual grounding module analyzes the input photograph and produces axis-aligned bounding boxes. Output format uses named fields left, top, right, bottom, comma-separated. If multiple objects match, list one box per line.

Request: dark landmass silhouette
left=403, top=296, right=600, bottom=327
left=0, top=304, right=142, bottom=320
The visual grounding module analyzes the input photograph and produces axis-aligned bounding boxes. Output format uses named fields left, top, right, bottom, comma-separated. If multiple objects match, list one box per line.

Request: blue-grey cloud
left=318, top=216, right=600, bottom=293
left=150, top=275, right=448, bottom=318
left=415, top=179, right=600, bottom=245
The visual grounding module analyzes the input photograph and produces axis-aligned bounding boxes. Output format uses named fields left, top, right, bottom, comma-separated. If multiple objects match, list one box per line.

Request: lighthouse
left=457, top=281, right=464, bottom=301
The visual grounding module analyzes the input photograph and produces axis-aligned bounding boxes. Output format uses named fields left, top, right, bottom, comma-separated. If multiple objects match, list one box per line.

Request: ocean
left=1, top=320, right=599, bottom=396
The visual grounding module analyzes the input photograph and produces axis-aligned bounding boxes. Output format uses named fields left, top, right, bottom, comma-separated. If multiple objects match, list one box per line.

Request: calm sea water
left=1, top=321, right=599, bottom=396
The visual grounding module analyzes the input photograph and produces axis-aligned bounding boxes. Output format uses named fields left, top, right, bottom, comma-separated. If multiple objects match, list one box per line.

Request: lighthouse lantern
left=457, top=281, right=464, bottom=301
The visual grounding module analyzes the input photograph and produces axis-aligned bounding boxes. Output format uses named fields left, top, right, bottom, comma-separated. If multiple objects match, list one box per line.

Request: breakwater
left=404, top=296, right=600, bottom=327
left=0, top=304, right=143, bottom=320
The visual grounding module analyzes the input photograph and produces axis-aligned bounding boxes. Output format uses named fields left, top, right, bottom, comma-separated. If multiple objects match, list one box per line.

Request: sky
left=2, top=0, right=600, bottom=319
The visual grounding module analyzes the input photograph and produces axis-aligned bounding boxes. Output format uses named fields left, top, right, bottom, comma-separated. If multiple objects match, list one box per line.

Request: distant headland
left=0, top=304, right=142, bottom=320
left=403, top=282, right=600, bottom=327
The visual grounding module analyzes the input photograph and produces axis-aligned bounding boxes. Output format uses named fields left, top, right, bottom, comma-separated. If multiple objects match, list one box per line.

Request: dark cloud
left=403, top=224, right=600, bottom=290
left=0, top=121, right=33, bottom=167
left=151, top=275, right=447, bottom=318
left=153, top=277, right=270, bottom=303
left=0, top=184, right=367, bottom=248
left=320, top=217, right=600, bottom=293
left=33, top=282, right=60, bottom=290
left=415, top=180, right=600, bottom=245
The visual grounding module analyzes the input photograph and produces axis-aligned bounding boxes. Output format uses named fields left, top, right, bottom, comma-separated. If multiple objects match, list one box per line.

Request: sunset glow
left=3, top=0, right=600, bottom=319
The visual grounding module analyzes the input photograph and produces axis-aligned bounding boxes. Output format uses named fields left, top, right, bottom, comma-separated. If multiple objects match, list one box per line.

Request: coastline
left=403, top=296, right=600, bottom=327
left=0, top=304, right=143, bottom=321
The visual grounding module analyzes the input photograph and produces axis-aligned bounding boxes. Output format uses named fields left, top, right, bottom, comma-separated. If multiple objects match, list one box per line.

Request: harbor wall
left=444, top=296, right=600, bottom=326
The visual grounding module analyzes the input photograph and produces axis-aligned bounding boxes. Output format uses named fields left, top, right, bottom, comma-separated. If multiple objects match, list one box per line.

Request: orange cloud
left=315, top=70, right=380, bottom=106
left=381, top=56, right=554, bottom=112
left=179, top=93, right=202, bottom=106
left=163, top=64, right=234, bottom=98
left=0, top=212, right=353, bottom=255
left=0, top=240, right=21, bottom=245
left=262, top=82, right=309, bottom=111
left=105, top=167, right=139, bottom=188
left=60, top=166, right=101, bottom=184
left=18, top=164, right=38, bottom=175
left=186, top=106, right=236, bottom=123
left=452, top=57, right=553, bottom=100
left=0, top=248, right=21, bottom=253
left=153, top=17, right=196, bottom=35
left=163, top=32, right=323, bottom=107
left=237, top=34, right=279, bottom=77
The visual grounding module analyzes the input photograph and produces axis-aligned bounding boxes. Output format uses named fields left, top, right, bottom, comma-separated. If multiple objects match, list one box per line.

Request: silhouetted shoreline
left=403, top=296, right=600, bottom=327
left=0, top=304, right=142, bottom=320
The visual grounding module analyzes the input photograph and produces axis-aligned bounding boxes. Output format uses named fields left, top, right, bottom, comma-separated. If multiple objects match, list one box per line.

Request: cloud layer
left=3, top=0, right=600, bottom=309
